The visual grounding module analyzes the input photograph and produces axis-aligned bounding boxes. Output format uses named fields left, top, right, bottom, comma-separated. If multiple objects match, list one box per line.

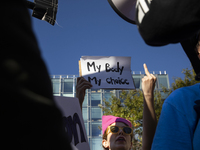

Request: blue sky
left=30, top=0, right=191, bottom=85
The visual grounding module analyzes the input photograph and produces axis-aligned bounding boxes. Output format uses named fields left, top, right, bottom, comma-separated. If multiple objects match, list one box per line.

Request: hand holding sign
left=142, top=63, right=157, bottom=96
left=76, top=77, right=92, bottom=110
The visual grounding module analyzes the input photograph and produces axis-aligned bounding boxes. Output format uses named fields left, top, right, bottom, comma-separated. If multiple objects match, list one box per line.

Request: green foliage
left=162, top=66, right=200, bottom=96
left=99, top=89, right=164, bottom=150
left=154, top=90, right=163, bottom=121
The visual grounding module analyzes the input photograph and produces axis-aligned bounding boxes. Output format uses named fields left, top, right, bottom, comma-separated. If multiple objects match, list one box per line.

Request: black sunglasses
left=106, top=125, right=133, bottom=135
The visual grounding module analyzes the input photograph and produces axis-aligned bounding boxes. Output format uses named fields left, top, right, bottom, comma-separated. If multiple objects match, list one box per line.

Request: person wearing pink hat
left=76, top=64, right=157, bottom=150
left=101, top=115, right=133, bottom=150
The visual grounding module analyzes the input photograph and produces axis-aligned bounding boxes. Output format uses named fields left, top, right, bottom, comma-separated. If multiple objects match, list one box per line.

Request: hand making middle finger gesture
left=142, top=64, right=157, bottom=150
left=142, top=63, right=157, bottom=96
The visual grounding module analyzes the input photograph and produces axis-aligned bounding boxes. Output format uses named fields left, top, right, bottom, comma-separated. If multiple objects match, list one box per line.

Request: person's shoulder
left=170, top=83, right=200, bottom=97
left=164, top=83, right=200, bottom=111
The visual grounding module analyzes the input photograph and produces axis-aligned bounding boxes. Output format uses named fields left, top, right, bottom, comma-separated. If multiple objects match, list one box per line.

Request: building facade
left=50, top=71, right=169, bottom=150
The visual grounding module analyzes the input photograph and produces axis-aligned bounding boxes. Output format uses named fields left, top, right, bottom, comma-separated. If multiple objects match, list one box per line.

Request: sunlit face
left=197, top=43, right=200, bottom=59
left=102, top=122, right=132, bottom=150
left=196, top=34, right=200, bottom=59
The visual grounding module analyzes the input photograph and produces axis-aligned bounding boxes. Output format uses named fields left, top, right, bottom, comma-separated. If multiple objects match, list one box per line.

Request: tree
left=99, top=89, right=164, bottom=150
left=163, top=66, right=200, bottom=95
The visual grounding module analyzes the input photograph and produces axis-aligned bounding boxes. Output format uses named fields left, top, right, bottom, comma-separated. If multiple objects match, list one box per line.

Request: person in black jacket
left=1, top=0, right=72, bottom=149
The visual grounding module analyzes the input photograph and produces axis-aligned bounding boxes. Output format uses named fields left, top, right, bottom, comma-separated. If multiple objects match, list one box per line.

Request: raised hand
left=142, top=63, right=157, bottom=150
left=76, top=77, right=92, bottom=110
left=142, top=63, right=157, bottom=96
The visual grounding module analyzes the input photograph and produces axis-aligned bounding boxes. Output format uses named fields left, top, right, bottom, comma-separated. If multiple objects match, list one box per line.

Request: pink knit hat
left=102, top=115, right=132, bottom=134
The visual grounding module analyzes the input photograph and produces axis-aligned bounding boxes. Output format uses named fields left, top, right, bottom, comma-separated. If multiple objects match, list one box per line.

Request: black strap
left=194, top=100, right=200, bottom=118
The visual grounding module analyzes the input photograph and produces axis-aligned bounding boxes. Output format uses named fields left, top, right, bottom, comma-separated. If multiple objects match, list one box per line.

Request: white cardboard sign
left=80, top=56, right=135, bottom=89
left=54, top=96, right=90, bottom=150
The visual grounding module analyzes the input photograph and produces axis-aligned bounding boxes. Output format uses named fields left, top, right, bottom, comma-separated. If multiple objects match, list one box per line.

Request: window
left=51, top=78, right=60, bottom=94
left=103, top=90, right=114, bottom=102
left=91, top=93, right=101, bottom=106
left=92, top=122, right=101, bottom=136
left=63, top=78, right=73, bottom=92
left=83, top=92, right=88, bottom=106
left=62, top=94, right=74, bottom=97
left=104, top=93, right=111, bottom=102
left=84, top=122, right=89, bottom=136
left=132, top=75, right=141, bottom=89
left=157, top=75, right=169, bottom=89
left=82, top=108, right=88, bottom=121
left=91, top=108, right=101, bottom=121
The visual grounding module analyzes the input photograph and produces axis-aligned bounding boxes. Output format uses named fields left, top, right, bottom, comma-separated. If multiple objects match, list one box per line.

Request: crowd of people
left=2, top=0, right=200, bottom=150
left=76, top=63, right=157, bottom=150
left=75, top=42, right=200, bottom=150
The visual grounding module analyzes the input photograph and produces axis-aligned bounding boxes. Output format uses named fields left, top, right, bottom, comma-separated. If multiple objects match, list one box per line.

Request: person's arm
left=76, top=77, right=92, bottom=111
left=142, top=64, right=157, bottom=150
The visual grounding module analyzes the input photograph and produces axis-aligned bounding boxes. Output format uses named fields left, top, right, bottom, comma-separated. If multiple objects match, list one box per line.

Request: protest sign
left=54, top=96, right=90, bottom=150
left=80, top=56, right=135, bottom=89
